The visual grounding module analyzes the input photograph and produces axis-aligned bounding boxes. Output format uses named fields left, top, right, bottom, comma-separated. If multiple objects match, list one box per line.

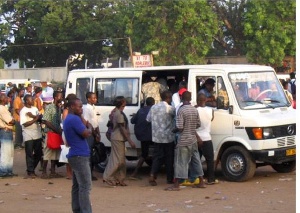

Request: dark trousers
left=14, top=121, right=23, bottom=147
left=199, top=140, right=215, bottom=182
left=151, top=142, right=175, bottom=182
left=86, top=135, right=95, bottom=173
left=25, top=138, right=43, bottom=174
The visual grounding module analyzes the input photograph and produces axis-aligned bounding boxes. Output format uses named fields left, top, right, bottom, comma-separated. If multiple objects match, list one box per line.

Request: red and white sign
left=132, top=55, right=152, bottom=67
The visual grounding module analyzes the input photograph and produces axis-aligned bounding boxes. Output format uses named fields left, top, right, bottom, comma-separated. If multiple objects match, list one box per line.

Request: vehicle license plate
left=286, top=148, right=296, bottom=156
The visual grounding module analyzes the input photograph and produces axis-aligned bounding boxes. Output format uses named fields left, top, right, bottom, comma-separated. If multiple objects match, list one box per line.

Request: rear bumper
left=251, top=146, right=296, bottom=164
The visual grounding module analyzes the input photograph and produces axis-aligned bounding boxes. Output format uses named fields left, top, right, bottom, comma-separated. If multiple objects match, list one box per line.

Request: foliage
left=0, top=0, right=129, bottom=68
left=124, top=0, right=219, bottom=65
left=243, top=0, right=296, bottom=66
left=0, top=57, right=4, bottom=69
left=0, top=0, right=296, bottom=68
left=208, top=0, right=248, bottom=56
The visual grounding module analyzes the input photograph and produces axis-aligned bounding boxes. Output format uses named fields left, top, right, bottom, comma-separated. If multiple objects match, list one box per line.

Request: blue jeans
left=0, top=129, right=14, bottom=176
left=68, top=156, right=92, bottom=213
left=174, top=142, right=204, bottom=180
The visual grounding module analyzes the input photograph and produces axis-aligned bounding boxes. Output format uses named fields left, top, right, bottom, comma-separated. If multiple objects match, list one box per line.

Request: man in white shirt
left=20, top=94, right=43, bottom=178
left=82, top=92, right=101, bottom=181
left=171, top=81, right=187, bottom=108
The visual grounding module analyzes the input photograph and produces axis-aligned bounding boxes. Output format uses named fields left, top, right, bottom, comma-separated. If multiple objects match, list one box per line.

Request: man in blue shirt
left=130, top=97, right=155, bottom=179
left=63, top=98, right=93, bottom=213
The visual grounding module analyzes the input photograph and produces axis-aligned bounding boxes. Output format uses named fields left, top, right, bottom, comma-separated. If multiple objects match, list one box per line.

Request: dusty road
left=0, top=149, right=296, bottom=213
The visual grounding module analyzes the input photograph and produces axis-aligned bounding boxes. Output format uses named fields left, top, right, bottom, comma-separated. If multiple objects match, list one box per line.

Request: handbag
left=47, top=131, right=63, bottom=149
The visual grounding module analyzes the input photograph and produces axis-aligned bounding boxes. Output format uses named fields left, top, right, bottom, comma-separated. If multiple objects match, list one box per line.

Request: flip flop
left=116, top=182, right=128, bottom=186
left=149, top=180, right=157, bottom=186
left=164, top=186, right=180, bottom=191
left=128, top=176, right=139, bottom=180
left=192, top=184, right=206, bottom=189
left=103, top=179, right=117, bottom=187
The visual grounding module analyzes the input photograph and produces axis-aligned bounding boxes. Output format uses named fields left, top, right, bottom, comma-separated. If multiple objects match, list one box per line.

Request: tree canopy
left=0, top=0, right=296, bottom=68
left=243, top=0, right=296, bottom=66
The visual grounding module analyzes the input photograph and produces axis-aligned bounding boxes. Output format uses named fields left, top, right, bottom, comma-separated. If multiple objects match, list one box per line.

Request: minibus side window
left=76, top=78, right=90, bottom=104
left=196, top=76, right=216, bottom=107
left=95, top=78, right=139, bottom=106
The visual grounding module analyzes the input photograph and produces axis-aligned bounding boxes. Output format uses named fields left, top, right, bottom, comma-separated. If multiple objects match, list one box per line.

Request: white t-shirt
left=82, top=103, right=100, bottom=129
left=196, top=106, right=213, bottom=141
left=171, top=92, right=180, bottom=108
left=20, top=106, right=42, bottom=141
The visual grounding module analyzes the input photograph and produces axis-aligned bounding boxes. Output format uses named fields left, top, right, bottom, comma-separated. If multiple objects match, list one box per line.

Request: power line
left=6, top=37, right=129, bottom=47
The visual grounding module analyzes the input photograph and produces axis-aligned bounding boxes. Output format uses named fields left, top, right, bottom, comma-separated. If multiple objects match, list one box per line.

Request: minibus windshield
left=228, top=71, right=290, bottom=109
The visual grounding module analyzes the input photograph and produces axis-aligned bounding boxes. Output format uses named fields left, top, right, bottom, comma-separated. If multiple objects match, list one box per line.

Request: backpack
left=91, top=142, right=107, bottom=164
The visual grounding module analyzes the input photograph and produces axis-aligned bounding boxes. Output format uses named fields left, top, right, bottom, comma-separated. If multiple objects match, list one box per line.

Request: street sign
left=132, top=55, right=152, bottom=67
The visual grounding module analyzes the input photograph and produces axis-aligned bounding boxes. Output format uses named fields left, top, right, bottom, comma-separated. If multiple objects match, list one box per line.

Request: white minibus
left=65, top=64, right=296, bottom=181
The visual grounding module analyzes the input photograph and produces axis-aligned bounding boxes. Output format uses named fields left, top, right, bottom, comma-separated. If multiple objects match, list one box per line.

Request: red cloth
left=178, top=88, right=187, bottom=96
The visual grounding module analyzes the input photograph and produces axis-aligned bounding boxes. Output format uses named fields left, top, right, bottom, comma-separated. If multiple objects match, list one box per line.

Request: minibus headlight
left=263, top=128, right=274, bottom=139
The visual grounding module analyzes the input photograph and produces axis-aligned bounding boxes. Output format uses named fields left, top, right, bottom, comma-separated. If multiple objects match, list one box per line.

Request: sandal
left=149, top=176, right=157, bottom=186
left=192, top=184, right=206, bottom=189
left=116, top=181, right=128, bottom=186
left=164, top=186, right=180, bottom=191
left=40, top=173, right=48, bottom=179
left=49, top=173, right=64, bottom=178
left=103, top=179, right=116, bottom=187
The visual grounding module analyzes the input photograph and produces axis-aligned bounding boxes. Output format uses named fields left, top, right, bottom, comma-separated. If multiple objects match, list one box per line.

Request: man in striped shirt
left=166, top=91, right=205, bottom=191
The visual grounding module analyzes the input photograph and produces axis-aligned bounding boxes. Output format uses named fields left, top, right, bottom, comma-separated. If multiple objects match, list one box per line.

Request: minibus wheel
left=221, top=146, right=256, bottom=182
left=271, top=160, right=296, bottom=173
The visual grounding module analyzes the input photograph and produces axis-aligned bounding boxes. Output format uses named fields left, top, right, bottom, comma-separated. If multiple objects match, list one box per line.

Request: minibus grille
left=277, top=136, right=296, bottom=147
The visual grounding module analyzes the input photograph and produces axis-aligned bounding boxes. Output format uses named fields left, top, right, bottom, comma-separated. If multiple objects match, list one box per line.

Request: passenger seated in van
left=141, top=75, right=168, bottom=104
left=198, top=78, right=216, bottom=107
left=248, top=83, right=260, bottom=100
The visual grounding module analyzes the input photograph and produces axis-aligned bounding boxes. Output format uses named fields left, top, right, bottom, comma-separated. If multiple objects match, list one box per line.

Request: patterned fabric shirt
left=43, top=103, right=62, bottom=133
left=142, top=82, right=168, bottom=104
left=176, top=104, right=200, bottom=146
left=146, top=101, right=175, bottom=143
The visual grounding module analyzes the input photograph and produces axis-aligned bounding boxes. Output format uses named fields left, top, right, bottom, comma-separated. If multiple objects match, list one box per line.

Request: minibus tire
left=221, top=146, right=256, bottom=182
left=271, top=160, right=296, bottom=173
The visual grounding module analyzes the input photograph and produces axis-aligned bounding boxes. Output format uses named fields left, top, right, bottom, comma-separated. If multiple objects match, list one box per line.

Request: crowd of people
left=0, top=72, right=295, bottom=212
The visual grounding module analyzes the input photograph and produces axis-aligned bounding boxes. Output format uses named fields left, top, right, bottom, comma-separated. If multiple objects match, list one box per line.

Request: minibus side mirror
left=228, top=105, right=233, bottom=114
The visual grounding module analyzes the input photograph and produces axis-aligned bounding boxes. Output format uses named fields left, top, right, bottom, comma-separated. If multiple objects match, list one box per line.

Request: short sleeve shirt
left=13, top=96, right=24, bottom=121
left=43, top=103, right=62, bottom=133
left=146, top=101, right=175, bottom=143
left=111, top=109, right=126, bottom=141
left=20, top=106, right=42, bottom=141
left=64, top=114, right=90, bottom=157
left=0, top=105, right=13, bottom=129
left=176, top=104, right=200, bottom=146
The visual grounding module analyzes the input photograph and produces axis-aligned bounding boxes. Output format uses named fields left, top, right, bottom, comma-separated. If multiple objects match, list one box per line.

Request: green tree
left=208, top=0, right=248, bottom=56
left=243, top=0, right=296, bottom=66
left=0, top=0, right=129, bottom=68
left=124, top=0, right=219, bottom=65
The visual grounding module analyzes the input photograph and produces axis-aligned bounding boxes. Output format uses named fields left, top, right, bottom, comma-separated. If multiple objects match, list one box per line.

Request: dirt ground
left=0, top=149, right=296, bottom=213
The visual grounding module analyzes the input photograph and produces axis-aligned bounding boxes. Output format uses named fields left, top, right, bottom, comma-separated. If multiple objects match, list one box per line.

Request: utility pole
left=127, top=37, right=133, bottom=66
